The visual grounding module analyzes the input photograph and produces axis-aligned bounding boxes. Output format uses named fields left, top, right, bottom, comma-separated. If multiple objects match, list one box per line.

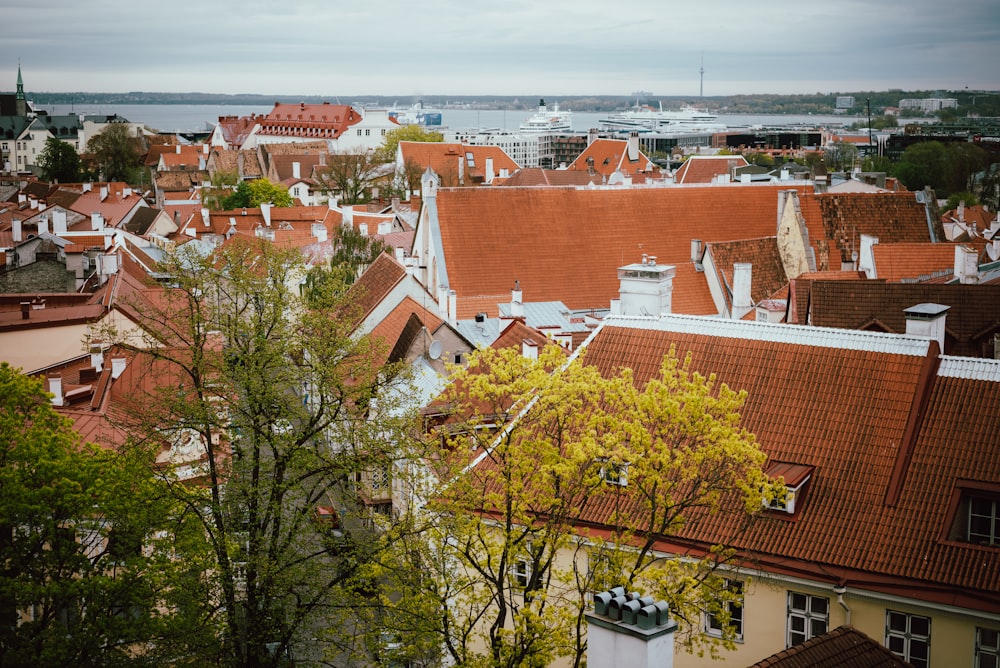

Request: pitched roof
left=800, top=280, right=1000, bottom=357
left=706, top=237, right=789, bottom=309
left=431, top=184, right=813, bottom=318
left=399, top=142, right=521, bottom=185
left=500, top=168, right=599, bottom=187
left=344, top=252, right=407, bottom=328
left=367, top=295, right=444, bottom=366
left=672, top=155, right=750, bottom=184
left=567, top=138, right=655, bottom=178
left=578, top=315, right=1000, bottom=612
left=259, top=102, right=361, bottom=140
left=871, top=242, right=956, bottom=282
left=749, top=625, right=912, bottom=668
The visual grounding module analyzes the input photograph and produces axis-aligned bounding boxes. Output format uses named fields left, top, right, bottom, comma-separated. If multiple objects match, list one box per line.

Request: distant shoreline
left=10, top=89, right=995, bottom=116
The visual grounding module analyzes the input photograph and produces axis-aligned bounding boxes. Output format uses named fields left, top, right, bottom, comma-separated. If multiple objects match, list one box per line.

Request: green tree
left=823, top=142, right=859, bottom=172
left=202, top=169, right=240, bottom=210
left=219, top=179, right=293, bottom=209
left=0, top=363, right=207, bottom=667
left=374, top=125, right=443, bottom=164
left=313, top=150, right=388, bottom=205
left=85, top=122, right=144, bottom=183
left=36, top=137, right=81, bottom=183
left=421, top=344, right=778, bottom=666
left=100, top=239, right=419, bottom=667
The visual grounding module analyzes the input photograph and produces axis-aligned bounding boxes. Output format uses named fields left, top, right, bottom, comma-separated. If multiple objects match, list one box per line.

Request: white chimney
left=100, top=185, right=108, bottom=201
left=690, top=239, right=703, bottom=264
left=12, top=219, right=21, bottom=243
left=858, top=234, right=879, bottom=277
left=437, top=284, right=448, bottom=316
left=89, top=343, right=104, bottom=372
left=201, top=208, right=211, bottom=228
left=175, top=144, right=181, bottom=154
left=111, top=357, right=127, bottom=379
left=904, top=303, right=950, bottom=353
left=588, top=588, right=676, bottom=668
left=617, top=257, right=675, bottom=316
left=123, top=186, right=132, bottom=197
left=83, top=182, right=92, bottom=192
left=48, top=374, right=64, bottom=406
left=955, top=245, right=978, bottom=284
left=29, top=196, right=38, bottom=210
left=448, top=289, right=457, bottom=323
left=732, top=262, right=752, bottom=319
left=292, top=162, right=301, bottom=179
left=52, top=209, right=67, bottom=235
left=522, top=338, right=538, bottom=360
left=511, top=281, right=524, bottom=318
left=261, top=202, right=272, bottom=227
left=38, top=216, right=49, bottom=236
left=627, top=132, right=639, bottom=162
left=91, top=212, right=102, bottom=231
left=342, top=206, right=354, bottom=227
left=485, top=156, right=495, bottom=184
left=957, top=200, right=965, bottom=223
left=311, top=223, right=328, bottom=243
left=458, top=156, right=464, bottom=185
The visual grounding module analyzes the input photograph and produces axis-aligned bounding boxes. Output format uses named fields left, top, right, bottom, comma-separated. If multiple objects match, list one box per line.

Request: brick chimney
left=587, top=587, right=676, bottom=668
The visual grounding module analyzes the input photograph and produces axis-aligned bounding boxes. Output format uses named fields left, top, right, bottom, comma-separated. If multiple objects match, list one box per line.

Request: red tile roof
left=706, top=237, right=789, bottom=309
left=344, top=252, right=407, bottom=328
left=367, top=295, right=445, bottom=366
left=501, top=168, right=599, bottom=187
left=259, top=102, right=361, bottom=140
left=567, top=139, right=656, bottom=178
left=400, top=142, right=520, bottom=185
left=577, top=315, right=1000, bottom=612
left=431, top=184, right=814, bottom=317
left=871, top=242, right=955, bottom=282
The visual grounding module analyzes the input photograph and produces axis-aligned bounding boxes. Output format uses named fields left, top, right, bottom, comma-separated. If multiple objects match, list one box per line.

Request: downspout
left=833, top=584, right=851, bottom=625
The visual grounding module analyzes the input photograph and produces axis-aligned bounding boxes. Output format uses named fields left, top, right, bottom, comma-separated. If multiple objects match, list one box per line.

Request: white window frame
left=512, top=541, right=532, bottom=589
left=968, top=496, right=1000, bottom=546
left=977, top=627, right=1000, bottom=668
left=598, top=459, right=629, bottom=486
left=704, top=579, right=743, bottom=641
left=886, top=610, right=930, bottom=668
left=786, top=591, right=829, bottom=647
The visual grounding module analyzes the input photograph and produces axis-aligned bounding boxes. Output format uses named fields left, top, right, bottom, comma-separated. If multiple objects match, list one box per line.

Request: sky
left=2, top=0, right=998, bottom=98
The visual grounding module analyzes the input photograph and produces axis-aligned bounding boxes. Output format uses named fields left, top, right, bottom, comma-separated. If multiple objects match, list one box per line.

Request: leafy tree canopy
left=36, top=137, right=82, bottom=183
left=219, top=178, right=293, bottom=209
left=85, top=122, right=144, bottom=184
left=374, top=125, right=443, bottom=164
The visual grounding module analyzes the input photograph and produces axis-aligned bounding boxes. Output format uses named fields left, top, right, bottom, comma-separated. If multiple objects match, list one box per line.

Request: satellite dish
left=428, top=340, right=442, bottom=360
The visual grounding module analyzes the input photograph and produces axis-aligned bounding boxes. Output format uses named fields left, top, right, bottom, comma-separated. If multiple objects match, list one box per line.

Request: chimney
left=437, top=284, right=448, bottom=317
left=29, top=196, right=38, bottom=210
left=627, top=132, right=640, bottom=162
left=292, top=162, right=301, bottom=179
left=485, top=156, right=495, bottom=184
left=123, top=186, right=132, bottom=197
left=311, top=223, right=328, bottom=243
left=201, top=208, right=211, bottom=228
left=955, top=245, right=978, bottom=284
left=52, top=209, right=67, bottom=235
left=38, top=216, right=49, bottom=236
left=342, top=206, right=354, bottom=227
left=617, top=257, right=675, bottom=316
left=111, top=357, right=127, bottom=379
left=904, top=303, right=950, bottom=353
left=588, top=128, right=599, bottom=146
left=522, top=338, right=539, bottom=360
left=448, top=289, right=457, bottom=323
left=100, top=185, right=108, bottom=201
left=89, top=341, right=104, bottom=372
left=957, top=200, right=965, bottom=223
left=731, top=263, right=752, bottom=319
left=690, top=239, right=703, bottom=265
left=587, top=587, right=676, bottom=668
left=510, top=280, right=524, bottom=318
left=48, top=374, right=64, bottom=406
left=261, top=202, right=272, bottom=227
left=91, top=211, right=102, bottom=231
left=458, top=156, right=464, bottom=185
left=858, top=234, right=879, bottom=277
left=20, top=301, right=30, bottom=319
left=176, top=144, right=181, bottom=154
left=12, top=219, right=21, bottom=243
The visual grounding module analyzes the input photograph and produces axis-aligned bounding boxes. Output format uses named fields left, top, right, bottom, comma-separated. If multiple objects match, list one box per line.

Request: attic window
left=763, top=461, right=814, bottom=515
left=598, top=458, right=629, bottom=486
left=945, top=482, right=1000, bottom=547
left=465, top=152, right=475, bottom=167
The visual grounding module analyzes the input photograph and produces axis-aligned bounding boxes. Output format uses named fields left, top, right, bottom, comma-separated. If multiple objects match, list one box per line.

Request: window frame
left=704, top=579, right=744, bottom=641
left=885, top=609, right=930, bottom=668
left=786, top=591, right=829, bottom=647
left=977, top=626, right=1000, bottom=668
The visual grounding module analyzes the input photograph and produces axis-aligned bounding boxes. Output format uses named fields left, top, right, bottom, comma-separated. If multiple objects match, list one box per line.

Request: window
left=705, top=579, right=743, bottom=641
left=512, top=542, right=532, bottom=589
left=886, top=610, right=930, bottom=668
left=599, top=459, right=629, bottom=486
left=787, top=591, right=828, bottom=646
left=977, top=627, right=1000, bottom=668
left=763, top=461, right=813, bottom=515
left=969, top=497, right=1000, bottom=546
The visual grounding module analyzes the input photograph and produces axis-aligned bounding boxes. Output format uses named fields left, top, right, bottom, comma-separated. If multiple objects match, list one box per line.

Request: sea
left=36, top=103, right=916, bottom=135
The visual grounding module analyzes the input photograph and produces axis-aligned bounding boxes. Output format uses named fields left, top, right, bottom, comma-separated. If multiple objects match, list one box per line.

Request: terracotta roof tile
left=673, top=155, right=750, bottom=184
left=368, top=295, right=444, bottom=366
left=871, top=242, right=955, bottom=282
left=707, top=237, right=788, bottom=309
left=567, top=139, right=656, bottom=178
left=344, top=252, right=407, bottom=327
left=749, top=625, right=912, bottom=668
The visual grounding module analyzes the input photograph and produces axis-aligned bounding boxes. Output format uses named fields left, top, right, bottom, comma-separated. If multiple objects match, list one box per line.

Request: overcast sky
left=3, top=0, right=998, bottom=98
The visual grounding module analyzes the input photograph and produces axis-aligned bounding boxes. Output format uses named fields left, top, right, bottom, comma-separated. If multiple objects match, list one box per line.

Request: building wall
left=0, top=322, right=91, bottom=372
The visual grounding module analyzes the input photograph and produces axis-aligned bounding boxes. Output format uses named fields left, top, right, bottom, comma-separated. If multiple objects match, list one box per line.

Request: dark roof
left=748, top=625, right=912, bottom=668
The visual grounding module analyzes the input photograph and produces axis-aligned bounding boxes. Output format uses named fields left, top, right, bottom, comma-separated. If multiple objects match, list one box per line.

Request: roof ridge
left=602, top=314, right=934, bottom=356
left=938, top=355, right=1000, bottom=381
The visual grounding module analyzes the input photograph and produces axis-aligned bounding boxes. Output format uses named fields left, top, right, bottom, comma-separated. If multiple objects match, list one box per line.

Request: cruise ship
left=388, top=101, right=443, bottom=127
left=599, top=101, right=725, bottom=133
left=519, top=99, right=573, bottom=133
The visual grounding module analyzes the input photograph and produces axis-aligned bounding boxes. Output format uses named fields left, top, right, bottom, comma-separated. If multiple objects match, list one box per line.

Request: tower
left=15, top=63, right=26, bottom=117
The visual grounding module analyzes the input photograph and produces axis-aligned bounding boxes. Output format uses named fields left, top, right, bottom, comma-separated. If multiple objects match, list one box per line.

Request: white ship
left=519, top=99, right=573, bottom=133
left=599, top=101, right=725, bottom=133
left=388, top=101, right=443, bottom=127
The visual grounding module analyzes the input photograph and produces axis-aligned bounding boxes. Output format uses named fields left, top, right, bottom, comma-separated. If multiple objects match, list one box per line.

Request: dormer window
left=946, top=483, right=1000, bottom=547
left=763, top=461, right=814, bottom=515
left=598, top=458, right=629, bottom=486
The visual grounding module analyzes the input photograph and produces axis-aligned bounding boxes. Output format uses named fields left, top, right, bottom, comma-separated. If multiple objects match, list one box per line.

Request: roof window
left=763, top=461, right=814, bottom=515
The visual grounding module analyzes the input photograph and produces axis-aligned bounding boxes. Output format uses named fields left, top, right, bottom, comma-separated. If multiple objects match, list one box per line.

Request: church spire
left=16, top=63, right=25, bottom=101
left=15, top=63, right=27, bottom=117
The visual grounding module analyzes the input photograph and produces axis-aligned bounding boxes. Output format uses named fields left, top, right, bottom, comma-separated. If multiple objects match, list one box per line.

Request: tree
left=374, top=125, right=443, bottom=164
left=219, top=179, right=293, bottom=209
left=822, top=142, right=859, bottom=172
left=201, top=169, right=240, bottom=210
left=420, top=344, right=777, bottom=666
left=313, top=150, right=388, bottom=205
left=100, top=239, right=420, bottom=667
left=85, top=122, right=144, bottom=183
left=36, top=137, right=81, bottom=183
left=0, top=363, right=207, bottom=666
